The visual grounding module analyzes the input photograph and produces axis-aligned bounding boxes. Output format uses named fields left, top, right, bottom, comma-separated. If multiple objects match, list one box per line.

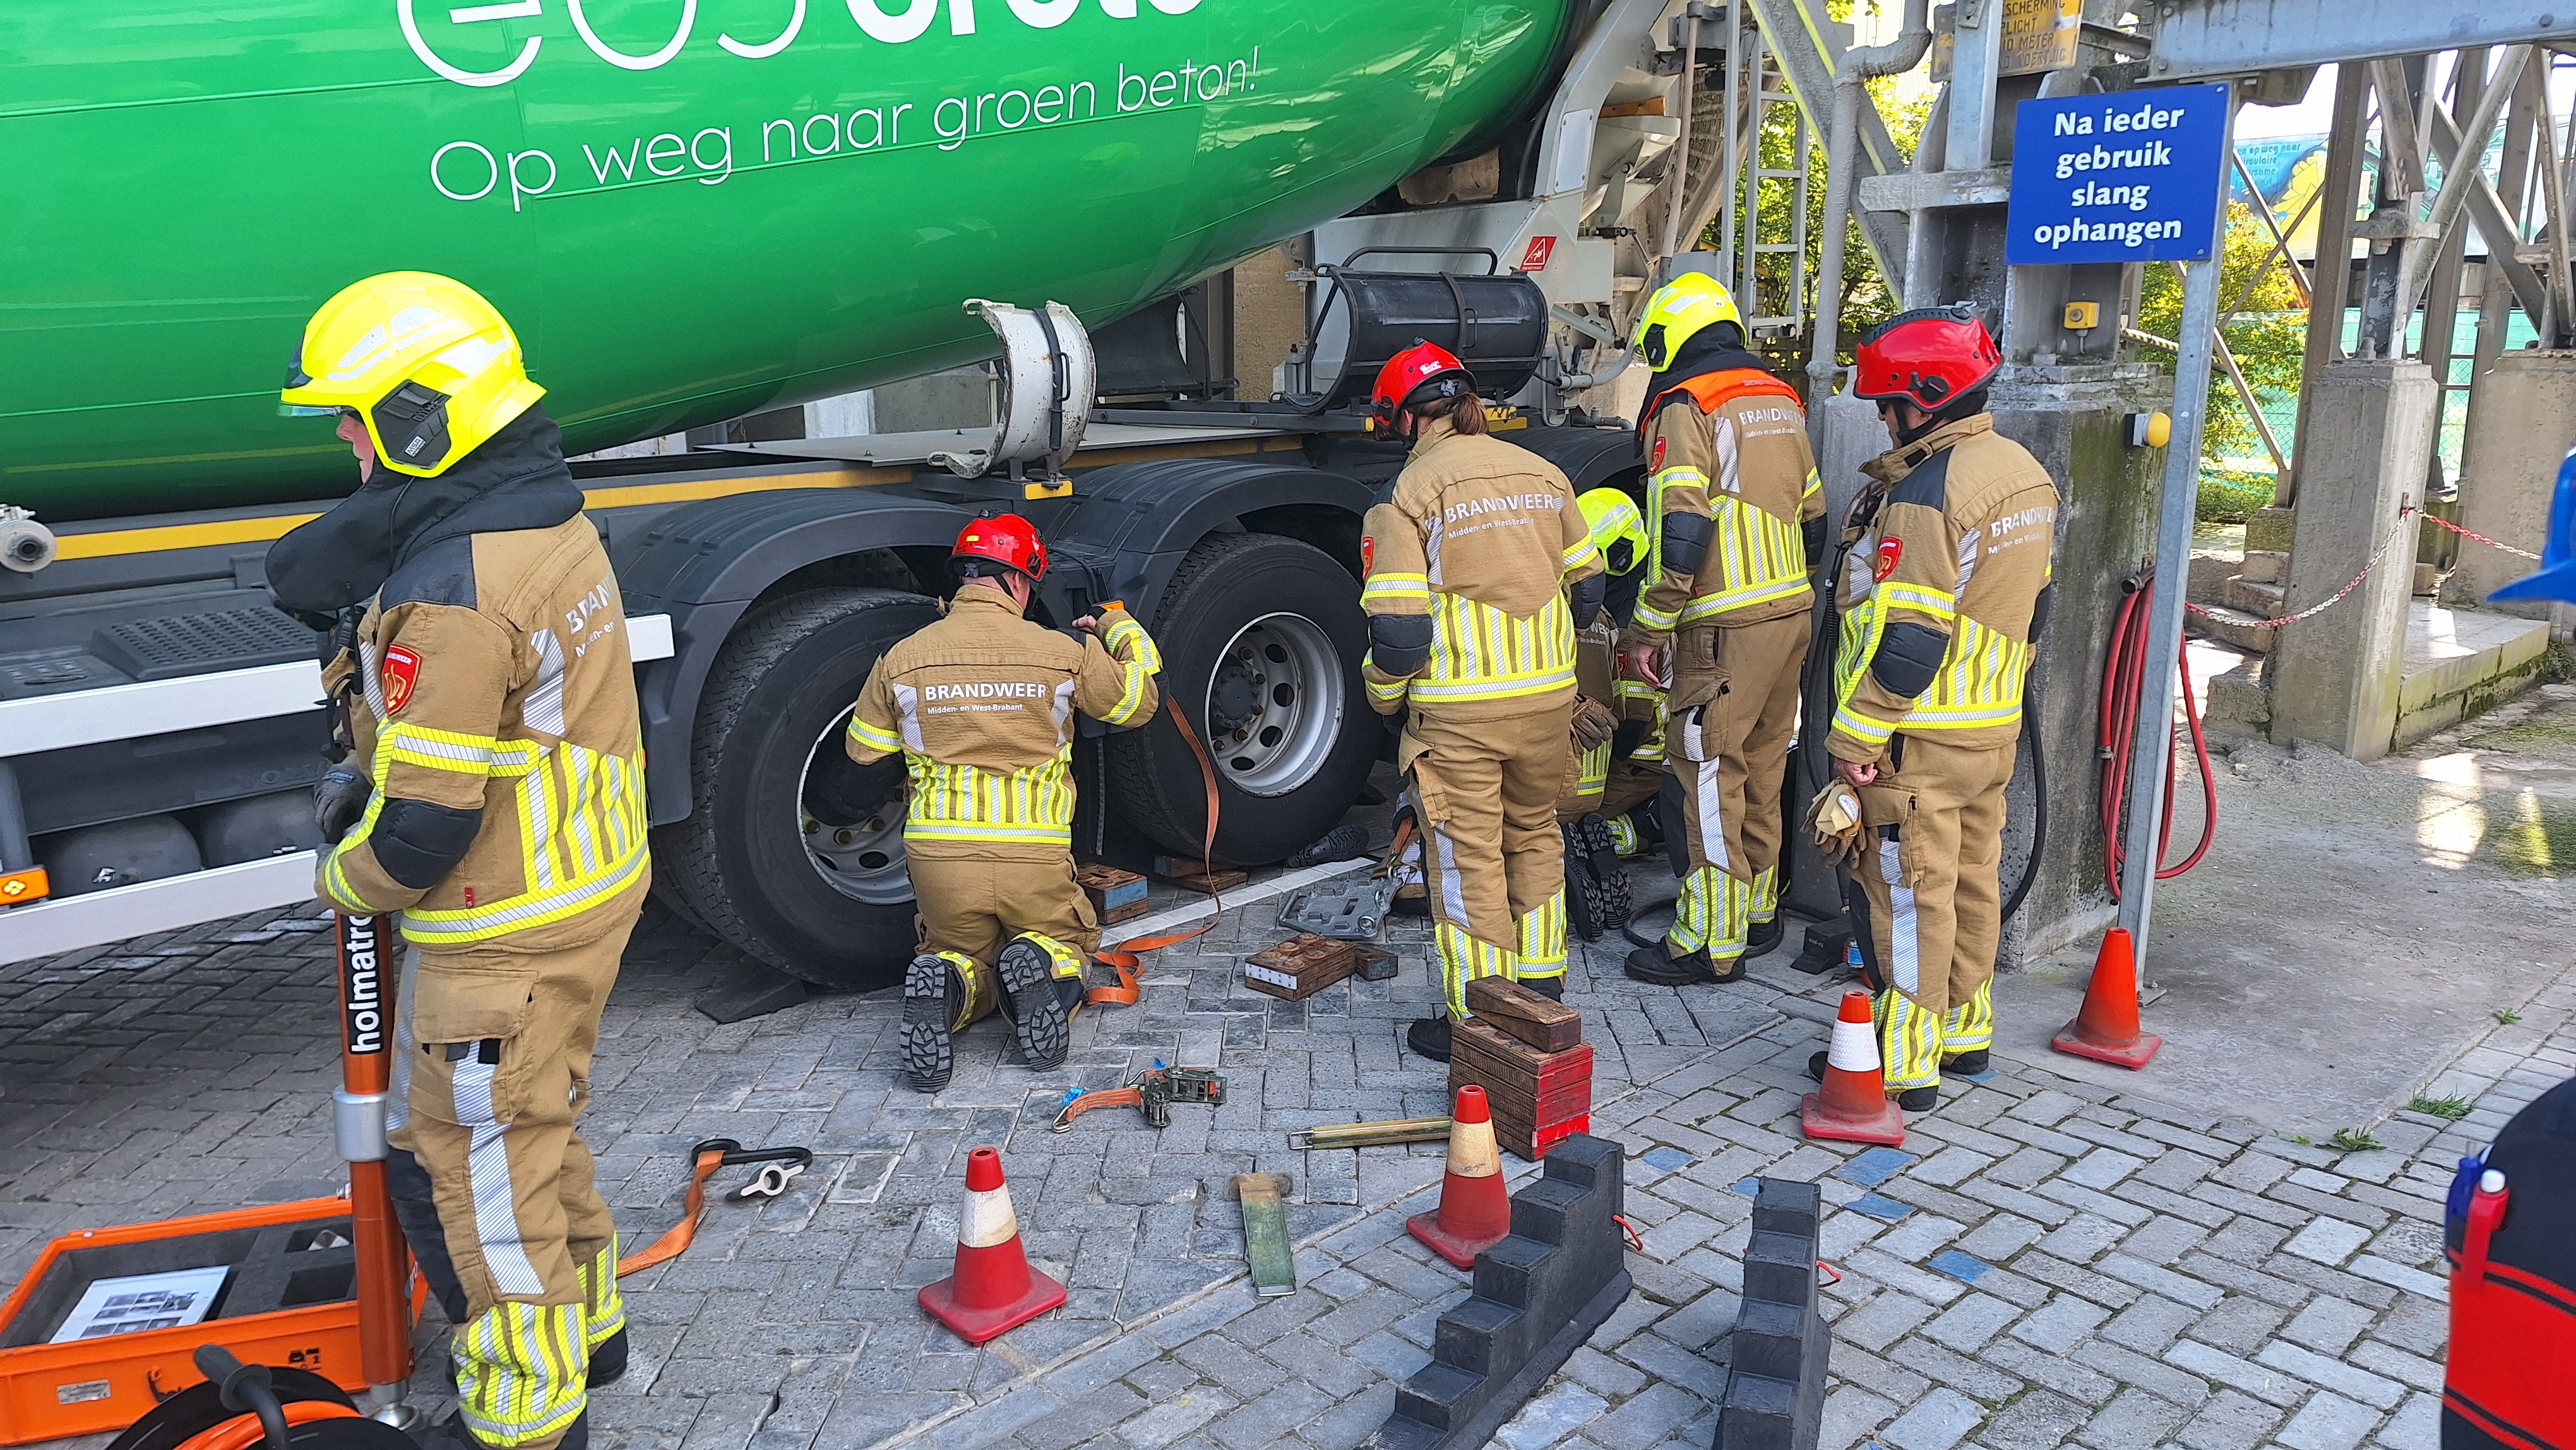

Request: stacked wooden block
left=1076, top=864, right=1150, bottom=925
left=1244, top=933, right=1365, bottom=1000
left=1449, top=978, right=1591, bottom=1159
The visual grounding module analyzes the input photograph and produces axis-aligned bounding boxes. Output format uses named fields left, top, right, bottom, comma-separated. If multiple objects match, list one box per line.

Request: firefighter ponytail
left=1426, top=391, right=1489, bottom=436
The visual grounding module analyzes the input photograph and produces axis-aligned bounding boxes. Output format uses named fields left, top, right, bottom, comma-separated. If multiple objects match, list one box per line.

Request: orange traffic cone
left=2052, top=928, right=2162, bottom=1069
left=1801, top=990, right=1906, bottom=1145
left=1407, top=1084, right=1512, bottom=1268
left=919, top=1147, right=1066, bottom=1344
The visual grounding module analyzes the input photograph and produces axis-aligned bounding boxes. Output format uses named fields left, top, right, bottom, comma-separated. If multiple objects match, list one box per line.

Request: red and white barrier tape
left=2185, top=507, right=2418, bottom=630
left=2423, top=512, right=2543, bottom=561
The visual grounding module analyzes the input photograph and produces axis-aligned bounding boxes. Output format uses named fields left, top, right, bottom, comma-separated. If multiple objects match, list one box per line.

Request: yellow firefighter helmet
left=1631, top=272, right=1745, bottom=370
left=1579, top=487, right=1649, bottom=575
left=281, top=272, right=544, bottom=478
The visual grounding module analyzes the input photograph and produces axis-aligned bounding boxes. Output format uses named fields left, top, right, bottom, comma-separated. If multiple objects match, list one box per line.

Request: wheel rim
left=797, top=709, right=912, bottom=906
left=1202, top=612, right=1344, bottom=798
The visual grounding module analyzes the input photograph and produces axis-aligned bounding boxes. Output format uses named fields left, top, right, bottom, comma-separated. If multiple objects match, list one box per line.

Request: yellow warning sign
left=1931, top=0, right=2081, bottom=82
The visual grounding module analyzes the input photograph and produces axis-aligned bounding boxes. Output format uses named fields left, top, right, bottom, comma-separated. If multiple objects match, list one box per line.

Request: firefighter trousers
left=1843, top=734, right=2015, bottom=1091
left=1403, top=705, right=1570, bottom=1012
left=1663, top=613, right=1808, bottom=962
left=386, top=907, right=636, bottom=1450
left=909, top=851, right=1097, bottom=1030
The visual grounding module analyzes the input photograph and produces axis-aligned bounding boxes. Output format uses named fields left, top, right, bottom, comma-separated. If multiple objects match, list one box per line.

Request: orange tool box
left=0, top=1196, right=419, bottom=1445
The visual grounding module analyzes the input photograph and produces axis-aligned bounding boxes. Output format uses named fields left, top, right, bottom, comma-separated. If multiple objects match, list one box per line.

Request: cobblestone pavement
left=5, top=846, right=2567, bottom=1449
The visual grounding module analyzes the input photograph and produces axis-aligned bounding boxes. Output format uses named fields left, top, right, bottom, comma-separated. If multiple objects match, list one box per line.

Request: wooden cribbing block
left=1465, top=977, right=1582, bottom=1052
left=1154, top=857, right=1248, bottom=894
left=1244, top=934, right=1363, bottom=1000
left=1075, top=864, right=1150, bottom=925
left=1449, top=1017, right=1594, bottom=1161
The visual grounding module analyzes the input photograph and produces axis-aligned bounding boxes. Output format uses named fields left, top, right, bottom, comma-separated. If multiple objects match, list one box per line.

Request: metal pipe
left=1804, top=0, right=1932, bottom=438
left=1661, top=3, right=1702, bottom=260
left=1718, top=5, right=1741, bottom=277
left=1553, top=305, right=1640, bottom=390
left=0, top=760, right=32, bottom=872
left=2117, top=92, right=2239, bottom=977
left=2537, top=61, right=2576, bottom=342
left=2405, top=46, right=2531, bottom=316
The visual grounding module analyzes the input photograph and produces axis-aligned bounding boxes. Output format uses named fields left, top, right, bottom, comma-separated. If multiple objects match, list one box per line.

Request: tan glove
left=1806, top=780, right=1867, bottom=868
left=1570, top=694, right=1618, bottom=752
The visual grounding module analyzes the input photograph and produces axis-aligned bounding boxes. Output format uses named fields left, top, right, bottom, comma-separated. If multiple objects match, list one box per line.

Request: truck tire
left=651, top=587, right=939, bottom=990
left=1108, top=532, right=1375, bottom=865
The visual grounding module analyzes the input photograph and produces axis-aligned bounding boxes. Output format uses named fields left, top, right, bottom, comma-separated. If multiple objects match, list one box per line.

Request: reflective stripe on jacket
left=1827, top=414, right=2058, bottom=762
left=1633, top=369, right=1825, bottom=641
left=320, top=515, right=650, bottom=949
left=1358, top=417, right=1603, bottom=718
left=845, top=589, right=1160, bottom=856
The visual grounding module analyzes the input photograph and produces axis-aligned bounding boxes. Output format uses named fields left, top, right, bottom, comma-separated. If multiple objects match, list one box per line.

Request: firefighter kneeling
left=1810, top=306, right=2058, bottom=1113
left=273, top=273, right=643, bottom=1450
left=844, top=515, right=1163, bottom=1093
left=1355, top=342, right=1604, bottom=1062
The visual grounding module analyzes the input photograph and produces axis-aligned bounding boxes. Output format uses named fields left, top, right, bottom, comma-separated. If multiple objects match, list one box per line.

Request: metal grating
left=93, top=608, right=323, bottom=681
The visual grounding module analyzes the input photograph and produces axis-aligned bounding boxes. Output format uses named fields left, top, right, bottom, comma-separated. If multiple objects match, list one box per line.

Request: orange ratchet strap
left=616, top=1138, right=812, bottom=1276
left=1086, top=694, right=1226, bottom=1006
left=1052, top=1084, right=1146, bottom=1131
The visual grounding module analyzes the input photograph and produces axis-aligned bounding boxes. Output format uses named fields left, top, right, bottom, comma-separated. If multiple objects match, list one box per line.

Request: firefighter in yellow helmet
left=1557, top=488, right=1650, bottom=939
left=1622, top=272, right=1826, bottom=990
left=269, top=272, right=641, bottom=1450
left=1810, top=306, right=2055, bottom=1114
left=843, top=514, right=1162, bottom=1093
left=1357, top=344, right=1604, bottom=1060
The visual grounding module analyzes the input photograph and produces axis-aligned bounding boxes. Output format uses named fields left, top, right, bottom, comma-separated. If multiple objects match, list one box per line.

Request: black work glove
left=315, top=765, right=370, bottom=845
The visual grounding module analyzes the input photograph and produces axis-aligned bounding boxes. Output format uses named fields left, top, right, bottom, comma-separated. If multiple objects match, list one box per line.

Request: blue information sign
left=2005, top=83, right=2231, bottom=265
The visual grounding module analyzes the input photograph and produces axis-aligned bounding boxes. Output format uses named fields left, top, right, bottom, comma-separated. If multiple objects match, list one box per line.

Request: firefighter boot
left=1407, top=1016, right=1453, bottom=1063
left=1625, top=942, right=1716, bottom=985
left=902, top=952, right=970, bottom=1094
left=996, top=934, right=1078, bottom=1070
left=1743, top=915, right=1785, bottom=959
left=1562, top=813, right=1631, bottom=943
left=430, top=1412, right=590, bottom=1450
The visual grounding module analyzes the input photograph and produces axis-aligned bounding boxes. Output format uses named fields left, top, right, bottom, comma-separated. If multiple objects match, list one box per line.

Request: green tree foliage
left=2135, top=203, right=2308, bottom=461
left=1702, top=70, right=1929, bottom=372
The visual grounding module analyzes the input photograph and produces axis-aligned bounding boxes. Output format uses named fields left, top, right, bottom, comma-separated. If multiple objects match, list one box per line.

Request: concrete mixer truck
left=0, top=0, right=1878, bottom=984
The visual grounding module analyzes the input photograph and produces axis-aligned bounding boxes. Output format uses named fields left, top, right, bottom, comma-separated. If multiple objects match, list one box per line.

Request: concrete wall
left=2270, top=359, right=2440, bottom=760
left=2452, top=350, right=2576, bottom=626
left=1987, top=364, right=2169, bottom=964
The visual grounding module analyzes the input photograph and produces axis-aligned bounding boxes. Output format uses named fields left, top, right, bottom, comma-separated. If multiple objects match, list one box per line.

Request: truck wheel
left=652, top=588, right=939, bottom=990
left=1108, top=532, right=1375, bottom=864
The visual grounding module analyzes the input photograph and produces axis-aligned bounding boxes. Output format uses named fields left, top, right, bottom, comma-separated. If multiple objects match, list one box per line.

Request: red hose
left=2098, top=573, right=2217, bottom=899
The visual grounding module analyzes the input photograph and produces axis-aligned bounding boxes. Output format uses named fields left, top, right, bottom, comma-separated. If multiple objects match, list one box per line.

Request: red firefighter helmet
left=951, top=513, right=1047, bottom=580
left=1369, top=341, right=1477, bottom=424
left=1853, top=304, right=2002, bottom=412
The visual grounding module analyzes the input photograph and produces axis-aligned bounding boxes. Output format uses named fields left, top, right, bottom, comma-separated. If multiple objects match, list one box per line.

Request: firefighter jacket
left=314, top=512, right=650, bottom=952
left=844, top=587, right=1160, bottom=858
left=1631, top=363, right=1825, bottom=649
left=1358, top=417, right=1604, bottom=719
left=1827, top=413, right=2057, bottom=765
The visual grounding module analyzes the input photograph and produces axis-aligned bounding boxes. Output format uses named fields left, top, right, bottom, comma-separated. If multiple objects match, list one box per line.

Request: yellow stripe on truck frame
left=47, top=433, right=1300, bottom=563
